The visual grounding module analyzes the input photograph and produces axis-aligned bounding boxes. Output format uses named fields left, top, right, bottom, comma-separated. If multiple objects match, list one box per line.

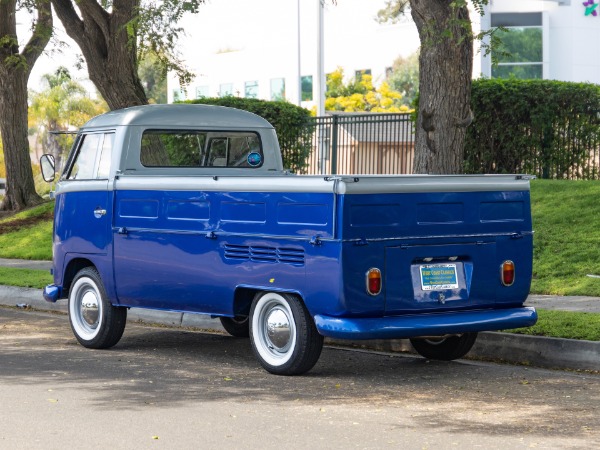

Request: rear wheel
left=250, top=292, right=323, bottom=375
left=68, top=267, right=127, bottom=349
left=410, top=332, right=478, bottom=361
left=220, top=316, right=250, bottom=338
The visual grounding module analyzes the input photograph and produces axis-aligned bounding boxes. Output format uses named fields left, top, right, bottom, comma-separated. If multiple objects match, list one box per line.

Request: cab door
left=54, top=132, right=114, bottom=257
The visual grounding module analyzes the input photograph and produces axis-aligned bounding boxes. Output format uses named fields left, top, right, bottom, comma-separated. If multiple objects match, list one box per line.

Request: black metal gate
left=297, top=113, right=415, bottom=175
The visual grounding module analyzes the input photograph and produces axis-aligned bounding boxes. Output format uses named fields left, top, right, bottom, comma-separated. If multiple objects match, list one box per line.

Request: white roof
left=82, top=104, right=273, bottom=130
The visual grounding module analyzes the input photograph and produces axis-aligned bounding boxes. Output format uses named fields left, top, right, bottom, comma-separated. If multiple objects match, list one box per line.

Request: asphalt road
left=1, top=307, right=599, bottom=450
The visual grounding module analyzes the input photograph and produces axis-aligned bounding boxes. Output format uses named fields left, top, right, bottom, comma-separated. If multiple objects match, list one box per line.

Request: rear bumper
left=43, top=285, right=62, bottom=303
left=314, top=306, right=537, bottom=340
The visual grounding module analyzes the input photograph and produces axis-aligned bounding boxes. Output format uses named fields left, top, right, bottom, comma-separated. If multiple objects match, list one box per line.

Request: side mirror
left=40, top=154, right=56, bottom=182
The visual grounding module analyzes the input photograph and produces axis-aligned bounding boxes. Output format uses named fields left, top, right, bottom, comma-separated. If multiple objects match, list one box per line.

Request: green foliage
left=134, top=0, right=206, bottom=88
left=325, top=67, right=408, bottom=113
left=138, top=53, right=168, bottom=104
left=184, top=97, right=313, bottom=173
left=28, top=67, right=108, bottom=175
left=530, top=180, right=600, bottom=297
left=29, top=67, right=108, bottom=134
left=376, top=0, right=409, bottom=24
left=387, top=51, right=419, bottom=107
left=465, top=79, right=600, bottom=179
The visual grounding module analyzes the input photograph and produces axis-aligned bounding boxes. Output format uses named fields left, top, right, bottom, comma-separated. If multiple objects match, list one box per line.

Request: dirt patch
left=0, top=209, right=53, bottom=235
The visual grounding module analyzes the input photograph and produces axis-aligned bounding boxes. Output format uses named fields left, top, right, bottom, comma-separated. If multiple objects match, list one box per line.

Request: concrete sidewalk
left=1, top=282, right=598, bottom=372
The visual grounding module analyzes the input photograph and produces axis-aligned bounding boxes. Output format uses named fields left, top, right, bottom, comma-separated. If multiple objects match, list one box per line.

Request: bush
left=465, top=79, right=600, bottom=179
left=184, top=97, right=313, bottom=173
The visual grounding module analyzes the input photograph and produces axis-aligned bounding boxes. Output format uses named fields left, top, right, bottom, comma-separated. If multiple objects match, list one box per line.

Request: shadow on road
left=1, top=307, right=599, bottom=441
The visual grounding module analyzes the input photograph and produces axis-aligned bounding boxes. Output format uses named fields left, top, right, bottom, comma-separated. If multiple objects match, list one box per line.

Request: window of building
left=491, top=13, right=543, bottom=79
left=219, top=83, right=233, bottom=97
left=355, top=69, right=372, bottom=81
left=245, top=81, right=259, bottom=98
left=270, top=78, right=285, bottom=101
left=195, top=86, right=209, bottom=99
left=301, top=75, right=313, bottom=101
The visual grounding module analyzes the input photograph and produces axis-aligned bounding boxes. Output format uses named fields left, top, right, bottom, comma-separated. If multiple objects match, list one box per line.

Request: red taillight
left=366, top=268, right=382, bottom=296
left=501, top=260, right=515, bottom=286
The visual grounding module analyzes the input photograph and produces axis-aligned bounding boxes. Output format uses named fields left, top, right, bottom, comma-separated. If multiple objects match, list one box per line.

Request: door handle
left=94, top=208, right=107, bottom=219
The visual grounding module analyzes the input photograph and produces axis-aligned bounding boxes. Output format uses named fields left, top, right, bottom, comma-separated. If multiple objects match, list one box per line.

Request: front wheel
left=68, top=267, right=127, bottom=349
left=410, top=332, right=478, bottom=361
left=250, top=292, right=323, bottom=375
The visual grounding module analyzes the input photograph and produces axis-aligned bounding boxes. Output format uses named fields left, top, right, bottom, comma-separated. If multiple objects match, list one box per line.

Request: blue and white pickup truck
left=41, top=104, right=537, bottom=375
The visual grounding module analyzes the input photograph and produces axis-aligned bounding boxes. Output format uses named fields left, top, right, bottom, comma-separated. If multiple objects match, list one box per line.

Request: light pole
left=316, top=0, right=325, bottom=117
left=297, top=0, right=302, bottom=106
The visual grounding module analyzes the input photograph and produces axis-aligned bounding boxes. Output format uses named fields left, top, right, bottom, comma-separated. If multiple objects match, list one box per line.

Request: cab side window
left=67, top=133, right=114, bottom=180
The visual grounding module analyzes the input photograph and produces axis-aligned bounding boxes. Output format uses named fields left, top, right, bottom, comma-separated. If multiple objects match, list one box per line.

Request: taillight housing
left=366, top=268, right=382, bottom=296
left=501, top=260, right=515, bottom=286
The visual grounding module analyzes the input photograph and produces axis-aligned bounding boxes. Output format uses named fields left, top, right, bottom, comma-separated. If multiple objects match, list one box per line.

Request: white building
left=479, top=0, right=600, bottom=83
left=169, top=0, right=600, bottom=110
left=168, top=0, right=420, bottom=107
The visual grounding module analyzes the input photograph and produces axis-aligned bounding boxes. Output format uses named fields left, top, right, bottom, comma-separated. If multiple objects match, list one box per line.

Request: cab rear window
left=140, top=130, right=263, bottom=168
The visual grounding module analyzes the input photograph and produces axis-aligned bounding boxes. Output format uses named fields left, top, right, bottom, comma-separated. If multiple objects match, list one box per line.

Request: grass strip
left=0, top=202, right=53, bottom=260
left=0, top=267, right=52, bottom=289
left=506, top=309, right=600, bottom=341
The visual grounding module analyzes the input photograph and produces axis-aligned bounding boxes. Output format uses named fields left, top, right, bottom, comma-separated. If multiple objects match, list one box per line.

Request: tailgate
left=338, top=175, right=533, bottom=316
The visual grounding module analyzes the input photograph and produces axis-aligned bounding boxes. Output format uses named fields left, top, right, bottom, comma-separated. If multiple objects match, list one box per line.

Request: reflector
left=366, top=268, right=382, bottom=295
left=501, top=260, right=515, bottom=286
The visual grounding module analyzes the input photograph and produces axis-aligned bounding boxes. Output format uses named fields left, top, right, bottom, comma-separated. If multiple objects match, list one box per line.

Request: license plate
left=420, top=264, right=459, bottom=291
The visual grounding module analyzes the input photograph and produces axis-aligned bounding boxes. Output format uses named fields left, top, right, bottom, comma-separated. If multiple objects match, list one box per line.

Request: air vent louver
left=224, top=244, right=304, bottom=266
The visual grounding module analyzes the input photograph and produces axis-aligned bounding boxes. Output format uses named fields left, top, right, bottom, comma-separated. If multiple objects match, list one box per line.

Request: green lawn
left=0, top=202, right=53, bottom=260
left=508, top=309, right=600, bottom=341
left=0, top=267, right=52, bottom=289
left=530, top=180, right=600, bottom=296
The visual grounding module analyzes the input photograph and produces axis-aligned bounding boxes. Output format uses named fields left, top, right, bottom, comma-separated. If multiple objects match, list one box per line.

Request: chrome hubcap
left=266, top=307, right=291, bottom=350
left=80, top=290, right=99, bottom=328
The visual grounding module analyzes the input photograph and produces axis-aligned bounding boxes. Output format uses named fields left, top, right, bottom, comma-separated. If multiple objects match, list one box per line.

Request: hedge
left=184, top=97, right=313, bottom=173
left=465, top=79, right=600, bottom=179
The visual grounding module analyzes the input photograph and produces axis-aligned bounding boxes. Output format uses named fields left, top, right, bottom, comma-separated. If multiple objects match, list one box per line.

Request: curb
left=2, top=285, right=599, bottom=372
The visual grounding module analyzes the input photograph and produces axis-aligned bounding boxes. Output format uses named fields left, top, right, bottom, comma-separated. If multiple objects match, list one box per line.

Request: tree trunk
left=0, top=0, right=52, bottom=211
left=51, top=0, right=148, bottom=110
left=410, top=0, right=473, bottom=174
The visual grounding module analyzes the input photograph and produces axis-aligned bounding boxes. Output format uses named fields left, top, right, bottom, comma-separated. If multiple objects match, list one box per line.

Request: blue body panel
left=48, top=180, right=535, bottom=338
left=112, top=189, right=333, bottom=314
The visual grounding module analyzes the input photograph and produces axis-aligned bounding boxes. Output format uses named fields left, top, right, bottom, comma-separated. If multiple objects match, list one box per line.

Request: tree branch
left=22, top=0, right=53, bottom=75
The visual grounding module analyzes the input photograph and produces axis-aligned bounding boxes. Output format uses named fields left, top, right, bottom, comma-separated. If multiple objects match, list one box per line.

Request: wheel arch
left=62, top=257, right=96, bottom=298
left=232, top=285, right=307, bottom=318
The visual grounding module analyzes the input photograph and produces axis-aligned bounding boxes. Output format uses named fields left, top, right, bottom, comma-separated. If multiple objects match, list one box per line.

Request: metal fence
left=465, top=120, right=600, bottom=180
left=297, top=113, right=415, bottom=175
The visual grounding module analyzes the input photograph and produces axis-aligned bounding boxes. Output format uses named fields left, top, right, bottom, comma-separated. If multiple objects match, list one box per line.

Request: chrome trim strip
left=112, top=227, right=338, bottom=243
left=341, top=231, right=534, bottom=244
